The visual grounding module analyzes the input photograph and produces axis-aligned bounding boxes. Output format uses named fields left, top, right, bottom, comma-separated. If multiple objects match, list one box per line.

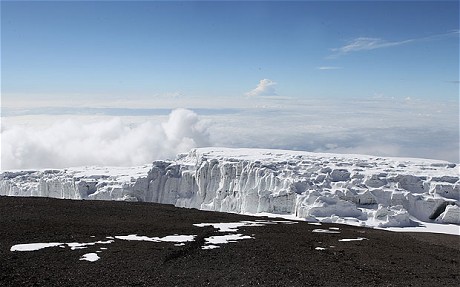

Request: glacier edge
left=1, top=147, right=459, bottom=228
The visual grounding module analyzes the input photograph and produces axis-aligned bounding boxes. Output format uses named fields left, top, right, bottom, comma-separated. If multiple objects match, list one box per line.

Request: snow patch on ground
left=10, top=220, right=297, bottom=260
left=338, top=237, right=368, bottom=242
left=10, top=243, right=63, bottom=252
left=205, top=234, right=253, bottom=245
left=312, top=229, right=341, bottom=234
left=196, top=220, right=296, bottom=249
left=80, top=253, right=100, bottom=262
left=115, top=234, right=196, bottom=243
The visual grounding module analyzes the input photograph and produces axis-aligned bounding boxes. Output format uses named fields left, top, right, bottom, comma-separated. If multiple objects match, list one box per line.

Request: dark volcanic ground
left=0, top=196, right=459, bottom=287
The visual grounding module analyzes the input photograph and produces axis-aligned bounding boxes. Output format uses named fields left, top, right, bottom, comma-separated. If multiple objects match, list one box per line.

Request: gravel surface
left=0, top=196, right=459, bottom=286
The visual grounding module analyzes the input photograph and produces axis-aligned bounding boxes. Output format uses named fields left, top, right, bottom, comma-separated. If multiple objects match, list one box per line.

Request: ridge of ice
left=1, top=147, right=459, bottom=234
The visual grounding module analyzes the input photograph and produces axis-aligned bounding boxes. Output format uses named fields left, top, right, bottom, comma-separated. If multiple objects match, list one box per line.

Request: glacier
left=1, top=147, right=459, bottom=229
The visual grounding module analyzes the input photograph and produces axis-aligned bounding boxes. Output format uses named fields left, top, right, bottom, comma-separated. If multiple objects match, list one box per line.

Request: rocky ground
left=0, top=196, right=459, bottom=287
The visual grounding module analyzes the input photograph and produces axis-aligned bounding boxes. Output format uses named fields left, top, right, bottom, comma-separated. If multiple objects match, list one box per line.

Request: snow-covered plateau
left=1, top=147, right=459, bottom=233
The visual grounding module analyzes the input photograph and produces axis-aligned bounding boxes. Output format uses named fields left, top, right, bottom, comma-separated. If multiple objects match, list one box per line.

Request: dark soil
left=0, top=196, right=458, bottom=287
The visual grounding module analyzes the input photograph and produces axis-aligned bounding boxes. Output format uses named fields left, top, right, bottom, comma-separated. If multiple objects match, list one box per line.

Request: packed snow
left=10, top=240, right=114, bottom=252
left=312, top=229, right=341, bottom=234
left=1, top=147, right=459, bottom=235
left=204, top=234, right=253, bottom=245
left=114, top=234, right=195, bottom=243
left=195, top=220, right=295, bottom=249
left=338, top=237, right=368, bottom=242
left=10, top=243, right=63, bottom=252
left=80, top=253, right=100, bottom=262
left=193, top=220, right=280, bottom=232
left=10, top=220, right=296, bottom=261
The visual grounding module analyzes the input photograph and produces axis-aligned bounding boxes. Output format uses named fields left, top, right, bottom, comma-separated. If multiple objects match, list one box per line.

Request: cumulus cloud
left=1, top=108, right=209, bottom=169
left=246, top=79, right=278, bottom=97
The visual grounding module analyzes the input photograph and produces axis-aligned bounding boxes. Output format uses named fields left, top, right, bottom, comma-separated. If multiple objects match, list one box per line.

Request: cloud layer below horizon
left=1, top=97, right=458, bottom=169
left=1, top=109, right=209, bottom=169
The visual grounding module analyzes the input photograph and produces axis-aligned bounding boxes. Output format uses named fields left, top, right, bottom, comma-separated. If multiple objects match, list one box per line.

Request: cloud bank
left=1, top=109, right=209, bottom=169
left=1, top=98, right=458, bottom=170
left=207, top=98, right=459, bottom=163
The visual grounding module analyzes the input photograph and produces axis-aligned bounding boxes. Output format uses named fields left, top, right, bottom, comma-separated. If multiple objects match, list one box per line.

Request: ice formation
left=1, top=147, right=459, bottom=229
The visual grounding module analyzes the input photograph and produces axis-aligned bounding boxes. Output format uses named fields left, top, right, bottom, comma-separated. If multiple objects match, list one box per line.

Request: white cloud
left=331, top=37, right=413, bottom=56
left=317, top=66, right=342, bottom=70
left=2, top=98, right=458, bottom=170
left=330, top=30, right=459, bottom=57
left=207, top=97, right=459, bottom=163
left=246, top=79, right=278, bottom=97
left=1, top=108, right=209, bottom=169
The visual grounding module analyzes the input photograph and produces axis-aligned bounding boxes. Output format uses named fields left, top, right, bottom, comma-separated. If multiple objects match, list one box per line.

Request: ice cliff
left=1, top=147, right=459, bottom=228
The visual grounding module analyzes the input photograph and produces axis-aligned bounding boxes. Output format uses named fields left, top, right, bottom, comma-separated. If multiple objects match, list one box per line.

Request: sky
left=1, top=0, right=459, bottom=169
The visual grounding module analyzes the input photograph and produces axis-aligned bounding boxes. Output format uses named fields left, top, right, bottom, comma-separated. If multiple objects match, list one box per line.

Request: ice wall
left=1, top=148, right=459, bottom=227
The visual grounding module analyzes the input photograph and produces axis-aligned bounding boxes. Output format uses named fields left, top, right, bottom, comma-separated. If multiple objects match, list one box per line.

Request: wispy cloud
left=317, top=66, right=342, bottom=70
left=331, top=37, right=414, bottom=57
left=246, top=79, right=278, bottom=97
left=330, top=30, right=459, bottom=57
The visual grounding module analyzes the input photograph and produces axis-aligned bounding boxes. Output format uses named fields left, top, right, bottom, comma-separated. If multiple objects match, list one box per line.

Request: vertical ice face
left=1, top=147, right=459, bottom=227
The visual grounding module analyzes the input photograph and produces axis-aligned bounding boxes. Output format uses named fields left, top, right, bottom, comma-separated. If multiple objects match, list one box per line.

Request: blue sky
left=1, top=1, right=459, bottom=168
left=2, top=1, right=459, bottom=104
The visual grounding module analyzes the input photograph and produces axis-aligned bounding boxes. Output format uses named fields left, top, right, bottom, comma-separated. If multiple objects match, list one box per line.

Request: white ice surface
left=338, top=237, right=368, bottom=242
left=79, top=253, right=100, bottom=262
left=158, top=235, right=196, bottom=242
left=384, top=222, right=460, bottom=235
left=194, top=220, right=280, bottom=233
left=114, top=235, right=159, bottom=242
left=114, top=234, right=195, bottom=243
left=66, top=240, right=114, bottom=250
left=10, top=235, right=195, bottom=263
left=10, top=243, right=63, bottom=252
left=196, top=220, right=296, bottom=249
left=10, top=240, right=114, bottom=252
left=205, top=234, right=252, bottom=245
left=312, top=229, right=341, bottom=234
left=202, top=245, right=219, bottom=250
left=2, top=147, right=459, bottom=235
left=194, top=222, right=248, bottom=232
left=10, top=221, right=294, bottom=261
